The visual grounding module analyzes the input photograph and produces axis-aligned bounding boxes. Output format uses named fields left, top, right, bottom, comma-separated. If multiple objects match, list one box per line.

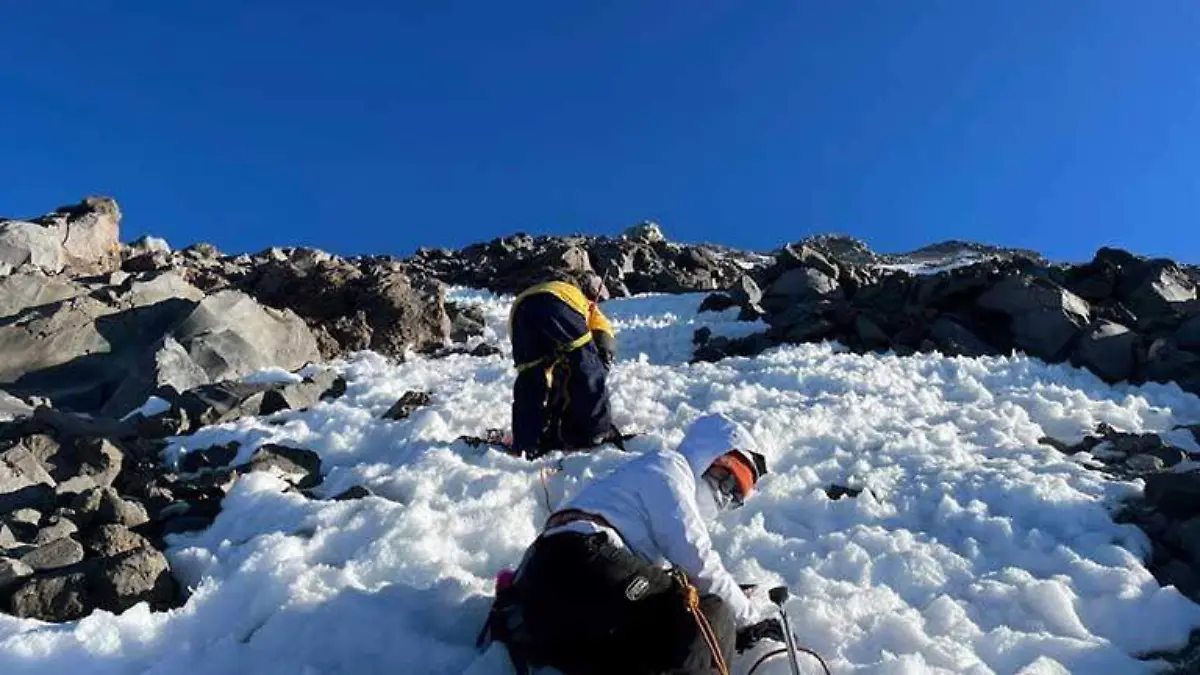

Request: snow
left=3, top=289, right=1200, bottom=674
left=121, top=396, right=172, bottom=421
left=875, top=255, right=989, bottom=276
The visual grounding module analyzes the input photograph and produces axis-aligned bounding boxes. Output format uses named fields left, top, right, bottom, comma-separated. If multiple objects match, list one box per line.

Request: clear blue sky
left=1, top=2, right=1198, bottom=263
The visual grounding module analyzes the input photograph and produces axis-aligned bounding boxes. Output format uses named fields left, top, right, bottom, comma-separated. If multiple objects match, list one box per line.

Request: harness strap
left=515, top=331, right=594, bottom=373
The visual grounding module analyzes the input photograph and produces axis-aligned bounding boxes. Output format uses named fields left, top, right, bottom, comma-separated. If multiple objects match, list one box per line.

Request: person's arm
left=588, top=305, right=616, bottom=367
left=642, top=462, right=755, bottom=626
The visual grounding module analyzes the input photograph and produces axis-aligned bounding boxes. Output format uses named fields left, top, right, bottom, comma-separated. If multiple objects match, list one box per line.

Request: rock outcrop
left=697, top=246, right=1200, bottom=396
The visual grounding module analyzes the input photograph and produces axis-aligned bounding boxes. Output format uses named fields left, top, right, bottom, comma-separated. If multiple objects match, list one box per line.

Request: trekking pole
left=768, top=587, right=803, bottom=675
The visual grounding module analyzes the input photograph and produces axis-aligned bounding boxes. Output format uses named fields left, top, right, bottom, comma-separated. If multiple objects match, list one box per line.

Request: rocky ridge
left=694, top=242, right=1200, bottom=398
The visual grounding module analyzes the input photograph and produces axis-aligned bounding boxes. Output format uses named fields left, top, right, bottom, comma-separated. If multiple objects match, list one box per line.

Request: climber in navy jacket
left=508, top=271, right=618, bottom=459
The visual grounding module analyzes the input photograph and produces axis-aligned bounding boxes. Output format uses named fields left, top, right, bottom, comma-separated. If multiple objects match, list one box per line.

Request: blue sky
left=1, top=2, right=1197, bottom=262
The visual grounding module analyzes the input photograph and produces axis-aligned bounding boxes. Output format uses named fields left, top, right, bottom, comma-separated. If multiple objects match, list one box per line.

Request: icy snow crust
left=4, top=290, right=1200, bottom=674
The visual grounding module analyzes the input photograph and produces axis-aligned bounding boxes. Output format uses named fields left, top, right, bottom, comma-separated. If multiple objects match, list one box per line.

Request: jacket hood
left=677, top=413, right=762, bottom=480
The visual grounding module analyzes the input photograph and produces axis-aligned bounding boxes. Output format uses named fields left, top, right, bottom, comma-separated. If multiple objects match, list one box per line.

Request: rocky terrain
left=694, top=241, right=1200, bottom=400
left=3, top=196, right=1200, bottom=634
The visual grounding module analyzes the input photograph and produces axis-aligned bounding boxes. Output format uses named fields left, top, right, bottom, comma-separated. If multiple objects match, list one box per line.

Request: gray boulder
left=41, top=197, right=123, bottom=276
left=72, top=488, right=149, bottom=528
left=622, top=221, right=666, bottom=243
left=728, top=275, right=764, bottom=312
left=20, top=537, right=84, bottom=572
left=242, top=444, right=322, bottom=489
left=0, top=273, right=84, bottom=320
left=173, top=290, right=321, bottom=384
left=1117, top=260, right=1197, bottom=322
left=0, top=221, right=65, bottom=276
left=977, top=275, right=1091, bottom=360
left=89, top=546, right=177, bottom=614
left=33, top=516, right=78, bottom=546
left=763, top=268, right=841, bottom=313
left=1073, top=320, right=1140, bottom=382
left=928, top=317, right=996, bottom=357
left=6, top=567, right=90, bottom=621
left=82, top=524, right=152, bottom=558
left=775, top=243, right=840, bottom=280
left=0, top=390, right=32, bottom=422
left=0, top=557, right=33, bottom=593
left=0, top=280, right=201, bottom=411
left=382, top=391, right=433, bottom=421
left=0, top=197, right=122, bottom=278
left=101, top=337, right=211, bottom=418
left=1, top=444, right=56, bottom=516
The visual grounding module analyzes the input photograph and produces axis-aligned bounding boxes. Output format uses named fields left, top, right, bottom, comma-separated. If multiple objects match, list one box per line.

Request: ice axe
left=746, top=586, right=832, bottom=675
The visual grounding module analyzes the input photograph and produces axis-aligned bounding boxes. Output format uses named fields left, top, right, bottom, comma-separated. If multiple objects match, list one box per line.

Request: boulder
left=72, top=488, right=150, bottom=528
left=0, top=390, right=32, bottom=422
left=382, top=391, right=433, bottom=421
left=622, top=221, right=666, bottom=243
left=82, top=524, right=152, bottom=558
left=1073, top=320, right=1139, bottom=382
left=20, top=537, right=85, bottom=572
left=447, top=303, right=486, bottom=343
left=39, top=197, right=122, bottom=276
left=124, top=236, right=171, bottom=258
left=331, top=485, right=373, bottom=501
left=242, top=444, right=322, bottom=489
left=928, top=317, right=996, bottom=357
left=697, top=294, right=738, bottom=314
left=0, top=557, right=33, bottom=593
left=0, top=221, right=65, bottom=276
left=6, top=567, right=90, bottom=621
left=0, top=273, right=84, bottom=320
left=0, top=277, right=202, bottom=411
left=854, top=314, right=890, bottom=349
left=762, top=269, right=841, bottom=316
left=170, top=373, right=344, bottom=434
left=728, top=275, right=764, bottom=311
left=1117, top=259, right=1197, bottom=323
left=101, top=337, right=211, bottom=418
left=0, top=523, right=20, bottom=550
left=775, top=243, right=840, bottom=280
left=88, top=546, right=177, bottom=613
left=1, top=444, right=55, bottom=516
left=241, top=257, right=452, bottom=359
left=1125, top=454, right=1166, bottom=474
left=976, top=275, right=1091, bottom=360
left=172, top=290, right=321, bottom=384
left=32, top=516, right=78, bottom=546
left=179, top=441, right=241, bottom=473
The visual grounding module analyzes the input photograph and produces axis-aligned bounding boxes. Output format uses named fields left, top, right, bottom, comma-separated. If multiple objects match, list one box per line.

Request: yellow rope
left=677, top=572, right=731, bottom=675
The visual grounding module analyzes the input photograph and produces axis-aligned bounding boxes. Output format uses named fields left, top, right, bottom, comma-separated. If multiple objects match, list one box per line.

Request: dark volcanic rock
left=241, top=444, right=322, bottom=489
left=382, top=391, right=433, bottom=421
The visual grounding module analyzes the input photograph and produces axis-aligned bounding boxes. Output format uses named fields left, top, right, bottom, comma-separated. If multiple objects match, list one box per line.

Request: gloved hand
left=593, top=330, right=616, bottom=369
left=735, top=618, right=784, bottom=653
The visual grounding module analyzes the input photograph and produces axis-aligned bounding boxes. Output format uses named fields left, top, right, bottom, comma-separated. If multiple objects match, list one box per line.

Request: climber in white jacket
left=480, top=413, right=783, bottom=675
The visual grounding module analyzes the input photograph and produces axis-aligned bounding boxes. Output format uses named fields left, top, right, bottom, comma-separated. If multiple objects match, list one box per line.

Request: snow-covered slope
left=3, top=290, right=1200, bottom=674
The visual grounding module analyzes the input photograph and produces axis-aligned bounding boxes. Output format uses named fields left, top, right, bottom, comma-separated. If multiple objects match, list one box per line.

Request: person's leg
left=559, top=345, right=616, bottom=450
left=676, top=593, right=739, bottom=672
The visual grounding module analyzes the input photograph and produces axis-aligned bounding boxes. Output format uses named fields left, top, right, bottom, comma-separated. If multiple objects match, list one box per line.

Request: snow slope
left=4, top=289, right=1200, bottom=674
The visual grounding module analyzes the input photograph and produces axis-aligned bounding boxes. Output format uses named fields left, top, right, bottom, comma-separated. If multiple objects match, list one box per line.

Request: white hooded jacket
left=553, top=413, right=764, bottom=627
